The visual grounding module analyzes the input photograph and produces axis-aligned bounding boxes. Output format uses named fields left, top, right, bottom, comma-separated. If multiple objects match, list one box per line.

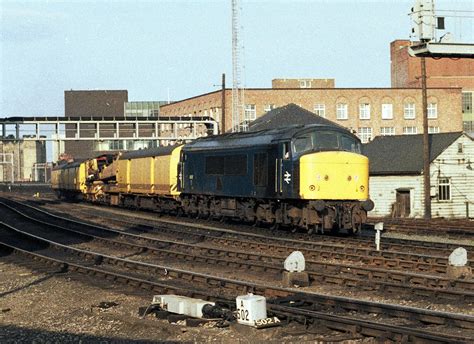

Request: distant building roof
left=363, top=132, right=464, bottom=175
left=248, top=103, right=346, bottom=132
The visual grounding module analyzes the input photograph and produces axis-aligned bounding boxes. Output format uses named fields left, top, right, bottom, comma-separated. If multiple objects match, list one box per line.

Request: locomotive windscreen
left=293, top=130, right=361, bottom=155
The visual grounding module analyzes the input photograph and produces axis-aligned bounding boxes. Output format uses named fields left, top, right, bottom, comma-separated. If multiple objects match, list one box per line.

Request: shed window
left=253, top=153, right=267, bottom=186
left=438, top=178, right=451, bottom=201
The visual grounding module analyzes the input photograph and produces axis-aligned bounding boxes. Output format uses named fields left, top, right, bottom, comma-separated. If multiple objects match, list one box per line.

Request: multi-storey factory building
left=160, top=86, right=462, bottom=143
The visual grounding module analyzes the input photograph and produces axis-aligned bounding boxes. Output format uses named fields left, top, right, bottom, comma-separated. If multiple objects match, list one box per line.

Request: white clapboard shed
left=363, top=132, right=474, bottom=218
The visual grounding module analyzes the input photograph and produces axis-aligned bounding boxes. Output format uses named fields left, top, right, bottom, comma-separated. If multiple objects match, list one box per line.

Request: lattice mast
left=231, top=0, right=245, bottom=132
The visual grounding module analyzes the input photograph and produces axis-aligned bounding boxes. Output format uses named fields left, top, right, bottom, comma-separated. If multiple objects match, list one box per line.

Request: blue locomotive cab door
left=275, top=141, right=293, bottom=198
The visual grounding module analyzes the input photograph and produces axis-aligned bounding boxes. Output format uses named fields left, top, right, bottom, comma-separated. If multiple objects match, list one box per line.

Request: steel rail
left=0, top=228, right=472, bottom=343
left=4, top=198, right=470, bottom=274
left=58, top=199, right=474, bottom=253
left=2, top=201, right=472, bottom=302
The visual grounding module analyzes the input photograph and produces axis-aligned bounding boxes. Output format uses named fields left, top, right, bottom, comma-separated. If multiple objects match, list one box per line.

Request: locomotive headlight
left=309, top=185, right=316, bottom=191
left=360, top=185, right=365, bottom=191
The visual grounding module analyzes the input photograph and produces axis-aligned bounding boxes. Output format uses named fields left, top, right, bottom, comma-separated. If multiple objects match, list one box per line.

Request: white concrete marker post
left=374, top=222, right=384, bottom=251
left=447, top=247, right=471, bottom=279
left=282, top=251, right=309, bottom=287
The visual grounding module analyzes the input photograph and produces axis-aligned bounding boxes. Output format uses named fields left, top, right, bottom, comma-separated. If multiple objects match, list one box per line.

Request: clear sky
left=0, top=0, right=472, bottom=117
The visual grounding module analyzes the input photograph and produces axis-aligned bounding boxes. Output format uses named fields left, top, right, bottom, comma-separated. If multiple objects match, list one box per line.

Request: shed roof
left=363, top=132, right=464, bottom=175
left=248, top=103, right=346, bottom=131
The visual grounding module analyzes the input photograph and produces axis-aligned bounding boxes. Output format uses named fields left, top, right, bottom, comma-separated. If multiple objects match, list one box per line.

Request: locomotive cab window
left=282, top=142, right=291, bottom=159
left=293, top=136, right=312, bottom=154
left=292, top=130, right=361, bottom=155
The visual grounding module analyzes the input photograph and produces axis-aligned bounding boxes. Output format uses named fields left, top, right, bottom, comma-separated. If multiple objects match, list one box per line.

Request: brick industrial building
left=64, top=90, right=129, bottom=158
left=160, top=86, right=463, bottom=142
left=160, top=39, right=473, bottom=140
left=390, top=39, right=474, bottom=131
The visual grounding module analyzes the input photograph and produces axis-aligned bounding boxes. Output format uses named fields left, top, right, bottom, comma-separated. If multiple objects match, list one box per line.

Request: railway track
left=35, top=197, right=474, bottom=257
left=1, top=198, right=473, bottom=301
left=368, top=217, right=474, bottom=238
left=24, top=198, right=473, bottom=276
left=0, top=218, right=473, bottom=343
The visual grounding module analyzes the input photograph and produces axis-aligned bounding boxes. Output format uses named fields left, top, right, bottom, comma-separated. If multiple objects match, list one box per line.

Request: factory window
left=403, top=126, right=418, bottom=135
left=314, top=104, right=326, bottom=118
left=462, top=92, right=472, bottom=114
left=428, top=126, right=440, bottom=134
left=404, top=103, right=416, bottom=119
left=264, top=104, right=276, bottom=112
left=299, top=80, right=311, bottom=88
left=336, top=103, right=348, bottom=120
left=381, top=104, right=393, bottom=119
left=253, top=153, right=267, bottom=186
left=438, top=178, right=451, bottom=201
left=205, top=155, right=247, bottom=176
left=244, top=104, right=257, bottom=121
left=357, top=127, right=372, bottom=143
left=380, top=127, right=395, bottom=136
left=359, top=103, right=370, bottom=120
left=427, top=103, right=438, bottom=119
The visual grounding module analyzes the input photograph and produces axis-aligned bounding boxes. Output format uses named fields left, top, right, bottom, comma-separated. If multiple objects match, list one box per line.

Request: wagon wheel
left=307, top=224, right=317, bottom=235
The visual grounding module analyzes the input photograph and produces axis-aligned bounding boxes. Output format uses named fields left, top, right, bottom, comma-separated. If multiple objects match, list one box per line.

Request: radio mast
left=231, top=0, right=245, bottom=132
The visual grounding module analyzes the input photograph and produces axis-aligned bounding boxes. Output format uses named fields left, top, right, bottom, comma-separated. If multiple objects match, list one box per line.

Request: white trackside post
left=374, top=222, right=384, bottom=251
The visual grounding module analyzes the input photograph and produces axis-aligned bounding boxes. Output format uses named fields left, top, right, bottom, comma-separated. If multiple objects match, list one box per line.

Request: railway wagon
left=51, top=161, right=87, bottom=200
left=115, top=145, right=183, bottom=211
left=179, top=124, right=373, bottom=234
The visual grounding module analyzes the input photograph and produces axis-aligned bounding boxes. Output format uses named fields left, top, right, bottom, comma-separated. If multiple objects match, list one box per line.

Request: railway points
left=0, top=193, right=473, bottom=342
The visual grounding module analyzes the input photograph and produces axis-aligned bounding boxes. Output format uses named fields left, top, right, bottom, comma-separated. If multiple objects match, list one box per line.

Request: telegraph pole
left=221, top=73, right=226, bottom=134
left=409, top=0, right=474, bottom=218
left=421, top=57, right=431, bottom=219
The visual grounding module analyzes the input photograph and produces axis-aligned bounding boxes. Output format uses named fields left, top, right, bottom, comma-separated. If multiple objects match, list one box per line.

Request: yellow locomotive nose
left=299, top=151, right=369, bottom=200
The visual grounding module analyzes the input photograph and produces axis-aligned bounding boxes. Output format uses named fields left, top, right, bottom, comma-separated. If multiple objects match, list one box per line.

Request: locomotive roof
left=119, top=145, right=180, bottom=160
left=183, top=124, right=357, bottom=151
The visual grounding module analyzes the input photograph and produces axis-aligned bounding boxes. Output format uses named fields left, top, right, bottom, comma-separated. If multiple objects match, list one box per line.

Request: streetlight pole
left=421, top=56, right=431, bottom=219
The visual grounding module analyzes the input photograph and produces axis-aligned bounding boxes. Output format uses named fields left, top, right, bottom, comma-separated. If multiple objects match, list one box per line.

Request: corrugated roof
left=248, top=103, right=346, bottom=131
left=363, top=132, right=464, bottom=175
